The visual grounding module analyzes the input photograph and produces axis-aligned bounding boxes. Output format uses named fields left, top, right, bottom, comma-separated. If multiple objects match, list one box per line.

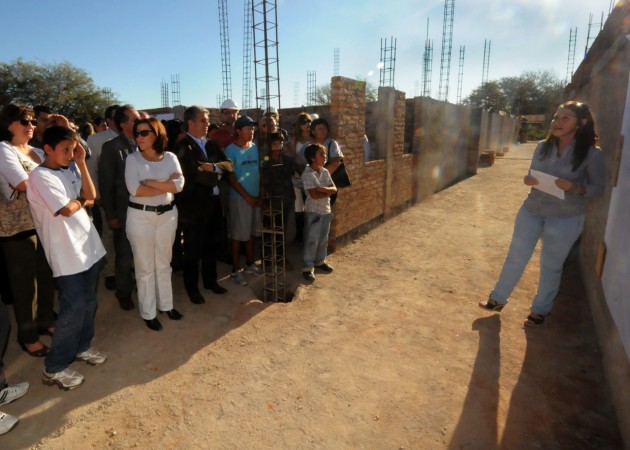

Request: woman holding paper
left=479, top=101, right=605, bottom=326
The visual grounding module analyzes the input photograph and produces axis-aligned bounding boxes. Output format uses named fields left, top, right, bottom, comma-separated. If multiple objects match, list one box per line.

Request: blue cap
left=235, top=115, right=257, bottom=129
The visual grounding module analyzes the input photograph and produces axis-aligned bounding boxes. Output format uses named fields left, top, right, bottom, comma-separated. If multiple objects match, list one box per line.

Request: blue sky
left=0, top=0, right=614, bottom=111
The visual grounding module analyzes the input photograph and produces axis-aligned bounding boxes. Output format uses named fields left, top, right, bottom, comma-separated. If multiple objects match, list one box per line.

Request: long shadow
left=500, top=260, right=622, bottom=450
left=448, top=314, right=501, bottom=450
left=0, top=248, right=307, bottom=448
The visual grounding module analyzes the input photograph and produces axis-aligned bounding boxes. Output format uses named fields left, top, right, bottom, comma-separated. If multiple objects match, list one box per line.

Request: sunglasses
left=134, top=129, right=154, bottom=138
left=19, top=119, right=37, bottom=126
left=300, top=120, right=312, bottom=125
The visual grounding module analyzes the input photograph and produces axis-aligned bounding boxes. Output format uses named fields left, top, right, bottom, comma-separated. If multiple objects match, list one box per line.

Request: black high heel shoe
left=18, top=341, right=49, bottom=357
left=144, top=318, right=163, bottom=331
left=478, top=298, right=505, bottom=312
left=159, top=309, right=183, bottom=320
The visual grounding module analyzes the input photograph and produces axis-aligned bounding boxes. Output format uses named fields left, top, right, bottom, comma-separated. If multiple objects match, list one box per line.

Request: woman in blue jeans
left=479, top=101, right=605, bottom=326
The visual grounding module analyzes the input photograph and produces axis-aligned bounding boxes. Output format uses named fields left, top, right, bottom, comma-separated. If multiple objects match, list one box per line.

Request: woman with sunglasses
left=479, top=101, right=605, bottom=326
left=0, top=104, right=55, bottom=356
left=125, top=118, right=185, bottom=331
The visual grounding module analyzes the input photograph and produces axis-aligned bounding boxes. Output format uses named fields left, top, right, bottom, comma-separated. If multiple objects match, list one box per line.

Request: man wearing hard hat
left=210, top=99, right=239, bottom=150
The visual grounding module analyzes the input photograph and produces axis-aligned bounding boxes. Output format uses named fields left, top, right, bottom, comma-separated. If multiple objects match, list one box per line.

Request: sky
left=0, top=0, right=616, bottom=112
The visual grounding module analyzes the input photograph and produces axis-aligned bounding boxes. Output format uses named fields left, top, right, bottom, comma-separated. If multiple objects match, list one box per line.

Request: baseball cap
left=235, top=115, right=258, bottom=129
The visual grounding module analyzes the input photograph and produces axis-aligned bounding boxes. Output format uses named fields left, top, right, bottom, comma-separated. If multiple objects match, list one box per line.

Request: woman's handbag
left=327, top=140, right=351, bottom=188
left=331, top=161, right=351, bottom=188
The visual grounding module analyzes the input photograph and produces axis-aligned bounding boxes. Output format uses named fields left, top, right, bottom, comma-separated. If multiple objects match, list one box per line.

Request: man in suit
left=98, top=104, right=140, bottom=311
left=175, top=106, right=232, bottom=304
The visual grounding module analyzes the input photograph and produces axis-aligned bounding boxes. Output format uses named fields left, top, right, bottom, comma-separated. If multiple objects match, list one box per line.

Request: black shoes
left=204, top=282, right=228, bottom=295
left=302, top=271, right=316, bottom=282
left=478, top=298, right=505, bottom=312
left=104, top=276, right=115, bottom=291
left=115, top=293, right=135, bottom=311
left=188, top=291, right=206, bottom=304
left=315, top=263, right=334, bottom=273
left=144, top=318, right=163, bottom=331
left=160, top=309, right=183, bottom=320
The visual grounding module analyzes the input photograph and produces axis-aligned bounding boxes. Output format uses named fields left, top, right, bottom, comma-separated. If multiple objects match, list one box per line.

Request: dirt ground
left=1, top=142, right=622, bottom=449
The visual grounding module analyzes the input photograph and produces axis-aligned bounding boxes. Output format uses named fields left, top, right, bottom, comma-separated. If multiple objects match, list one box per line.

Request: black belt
left=128, top=201, right=175, bottom=215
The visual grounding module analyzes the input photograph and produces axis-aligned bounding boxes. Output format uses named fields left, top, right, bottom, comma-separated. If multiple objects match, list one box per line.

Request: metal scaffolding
left=252, top=0, right=286, bottom=302
left=422, top=18, right=433, bottom=97
left=218, top=0, right=232, bottom=102
left=565, top=27, right=577, bottom=84
left=481, top=39, right=491, bottom=87
left=307, top=70, right=316, bottom=106
left=171, top=74, right=181, bottom=107
left=438, top=0, right=455, bottom=102
left=334, top=47, right=340, bottom=76
left=160, top=80, right=169, bottom=108
left=456, top=45, right=465, bottom=104
left=242, top=0, right=253, bottom=109
left=584, top=12, right=604, bottom=56
left=379, top=36, right=396, bottom=87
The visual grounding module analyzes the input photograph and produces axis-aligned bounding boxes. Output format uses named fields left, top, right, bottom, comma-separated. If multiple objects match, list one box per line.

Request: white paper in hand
left=529, top=169, right=565, bottom=199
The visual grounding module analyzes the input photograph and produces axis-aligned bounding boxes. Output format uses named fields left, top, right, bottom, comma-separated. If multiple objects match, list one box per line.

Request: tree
left=0, top=59, right=117, bottom=122
left=311, top=77, right=378, bottom=105
left=463, top=70, right=564, bottom=115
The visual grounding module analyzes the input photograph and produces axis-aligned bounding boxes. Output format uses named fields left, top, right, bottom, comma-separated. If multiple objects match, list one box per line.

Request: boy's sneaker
left=302, top=271, right=316, bottom=282
left=42, top=368, right=84, bottom=391
left=0, top=382, right=29, bottom=405
left=76, top=347, right=107, bottom=366
left=0, top=412, right=18, bottom=435
left=315, top=262, right=334, bottom=273
left=245, top=263, right=263, bottom=275
left=230, top=269, right=248, bottom=286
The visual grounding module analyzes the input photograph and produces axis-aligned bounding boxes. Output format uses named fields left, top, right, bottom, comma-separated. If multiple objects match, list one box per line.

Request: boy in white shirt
left=27, top=126, right=107, bottom=390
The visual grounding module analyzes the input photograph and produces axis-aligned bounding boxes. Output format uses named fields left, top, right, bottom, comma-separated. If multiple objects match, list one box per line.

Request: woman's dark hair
left=310, top=117, right=330, bottom=137
left=292, top=112, right=312, bottom=140
left=134, top=117, right=168, bottom=153
left=540, top=101, right=597, bottom=171
left=304, top=143, right=325, bottom=165
left=0, top=104, right=34, bottom=142
left=165, top=119, right=185, bottom=151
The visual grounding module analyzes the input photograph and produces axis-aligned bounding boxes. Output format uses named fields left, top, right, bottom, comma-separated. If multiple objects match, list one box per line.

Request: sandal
left=524, top=314, right=545, bottom=326
left=478, top=298, right=505, bottom=312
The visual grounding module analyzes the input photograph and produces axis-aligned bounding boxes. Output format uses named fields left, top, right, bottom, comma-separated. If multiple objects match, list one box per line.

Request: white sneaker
left=0, top=382, right=29, bottom=405
left=0, top=412, right=18, bottom=435
left=245, top=263, right=263, bottom=275
left=42, top=368, right=84, bottom=390
left=76, top=347, right=107, bottom=365
left=230, top=269, right=248, bottom=286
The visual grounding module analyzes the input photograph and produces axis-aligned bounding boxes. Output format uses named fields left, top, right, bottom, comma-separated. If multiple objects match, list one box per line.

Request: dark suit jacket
left=175, top=135, right=233, bottom=224
left=99, top=135, right=134, bottom=224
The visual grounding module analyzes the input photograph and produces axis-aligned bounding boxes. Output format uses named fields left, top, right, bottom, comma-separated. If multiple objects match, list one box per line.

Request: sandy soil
left=1, top=142, right=622, bottom=449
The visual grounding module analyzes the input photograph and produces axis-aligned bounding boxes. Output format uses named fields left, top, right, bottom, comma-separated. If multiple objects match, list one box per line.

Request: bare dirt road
left=1, top=142, right=622, bottom=449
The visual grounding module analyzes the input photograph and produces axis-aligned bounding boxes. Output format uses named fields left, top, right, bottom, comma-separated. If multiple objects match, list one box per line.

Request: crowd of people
left=0, top=99, right=341, bottom=434
left=0, top=97, right=605, bottom=435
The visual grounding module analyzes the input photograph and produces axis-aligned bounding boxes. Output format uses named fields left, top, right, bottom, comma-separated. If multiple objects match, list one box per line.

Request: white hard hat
left=220, top=99, right=239, bottom=110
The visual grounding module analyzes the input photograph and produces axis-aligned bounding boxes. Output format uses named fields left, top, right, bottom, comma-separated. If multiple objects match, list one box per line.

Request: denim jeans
left=113, top=227, right=134, bottom=297
left=491, top=205, right=585, bottom=317
left=44, top=259, right=103, bottom=374
left=303, top=212, right=333, bottom=270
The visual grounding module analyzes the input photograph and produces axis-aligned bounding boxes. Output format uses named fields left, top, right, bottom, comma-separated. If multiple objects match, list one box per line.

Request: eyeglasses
left=19, top=119, right=37, bottom=126
left=134, top=129, right=154, bottom=138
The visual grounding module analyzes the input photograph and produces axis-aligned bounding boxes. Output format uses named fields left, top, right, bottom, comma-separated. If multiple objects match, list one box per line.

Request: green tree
left=464, top=70, right=564, bottom=115
left=0, top=59, right=116, bottom=122
left=312, top=77, right=378, bottom=105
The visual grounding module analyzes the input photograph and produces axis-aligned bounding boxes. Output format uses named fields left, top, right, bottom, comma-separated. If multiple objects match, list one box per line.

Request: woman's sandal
left=524, top=314, right=545, bottom=326
left=478, top=298, right=505, bottom=312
